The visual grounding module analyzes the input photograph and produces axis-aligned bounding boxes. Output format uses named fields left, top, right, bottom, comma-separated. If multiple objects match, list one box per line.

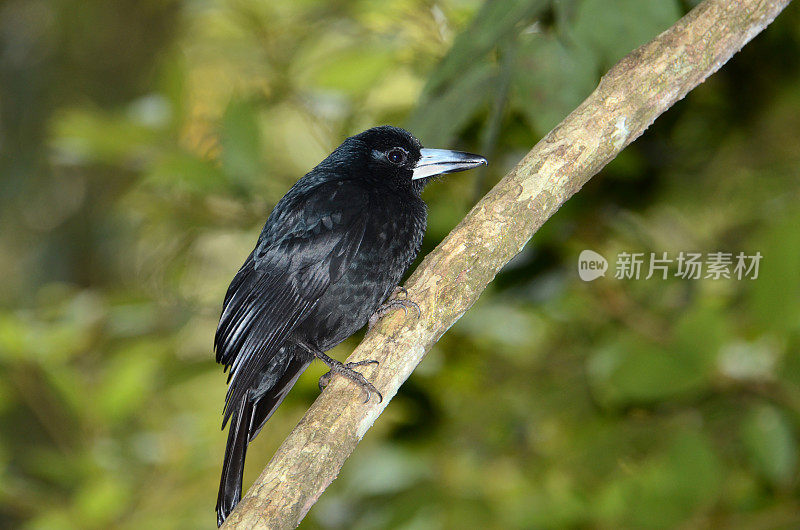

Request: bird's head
left=324, top=126, right=487, bottom=193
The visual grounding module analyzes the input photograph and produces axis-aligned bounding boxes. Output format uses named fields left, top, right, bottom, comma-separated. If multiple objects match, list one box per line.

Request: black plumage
left=214, top=126, right=486, bottom=525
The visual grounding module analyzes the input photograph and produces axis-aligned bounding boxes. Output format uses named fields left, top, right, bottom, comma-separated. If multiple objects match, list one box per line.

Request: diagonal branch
left=222, top=0, right=793, bottom=527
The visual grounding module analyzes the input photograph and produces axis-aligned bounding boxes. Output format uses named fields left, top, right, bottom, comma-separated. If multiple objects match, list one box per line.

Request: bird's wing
left=214, top=180, right=370, bottom=424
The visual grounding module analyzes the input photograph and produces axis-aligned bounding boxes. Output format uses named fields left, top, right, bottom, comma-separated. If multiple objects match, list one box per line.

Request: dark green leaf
left=741, top=405, right=798, bottom=488
left=512, top=33, right=597, bottom=134
left=571, top=0, right=682, bottom=67
left=406, top=62, right=495, bottom=146
left=221, top=98, right=264, bottom=187
left=422, top=0, right=550, bottom=96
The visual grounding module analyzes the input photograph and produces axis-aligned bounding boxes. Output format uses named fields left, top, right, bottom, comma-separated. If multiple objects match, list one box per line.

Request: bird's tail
left=216, top=354, right=311, bottom=527
left=216, top=392, right=252, bottom=527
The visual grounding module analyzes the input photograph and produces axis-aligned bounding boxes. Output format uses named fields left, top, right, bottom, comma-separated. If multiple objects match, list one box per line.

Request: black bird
left=214, top=125, right=486, bottom=525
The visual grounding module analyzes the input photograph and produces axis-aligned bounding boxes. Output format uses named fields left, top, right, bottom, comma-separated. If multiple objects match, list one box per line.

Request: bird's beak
left=411, top=148, right=488, bottom=180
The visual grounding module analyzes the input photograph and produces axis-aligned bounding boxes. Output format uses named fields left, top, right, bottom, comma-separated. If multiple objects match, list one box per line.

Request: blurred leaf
left=593, top=430, right=722, bottom=527
left=749, top=211, right=800, bottom=332
left=717, top=336, right=779, bottom=382
left=570, top=0, right=681, bottom=67
left=312, top=47, right=394, bottom=95
left=346, top=446, right=431, bottom=495
left=406, top=62, right=495, bottom=145
left=96, top=341, right=163, bottom=423
left=455, top=302, right=545, bottom=360
left=741, top=404, right=798, bottom=488
left=673, top=303, right=727, bottom=369
left=221, top=98, right=264, bottom=187
left=553, top=0, right=580, bottom=26
left=423, top=0, right=549, bottom=96
left=73, top=476, right=130, bottom=527
left=22, top=446, right=90, bottom=489
left=50, top=108, right=158, bottom=166
left=0, top=313, right=27, bottom=361
left=145, top=151, right=227, bottom=195
left=409, top=0, right=553, bottom=144
left=23, top=509, right=78, bottom=530
left=587, top=334, right=710, bottom=408
left=779, top=344, right=800, bottom=391
left=628, top=431, right=722, bottom=527
left=0, top=379, right=10, bottom=417
left=512, top=33, right=597, bottom=133
left=39, top=363, right=92, bottom=424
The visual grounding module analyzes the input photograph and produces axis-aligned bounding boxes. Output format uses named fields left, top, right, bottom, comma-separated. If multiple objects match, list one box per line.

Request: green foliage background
left=1, top=0, right=799, bottom=528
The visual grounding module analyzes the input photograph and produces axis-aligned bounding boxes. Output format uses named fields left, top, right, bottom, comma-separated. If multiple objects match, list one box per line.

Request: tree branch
left=222, top=0, right=793, bottom=527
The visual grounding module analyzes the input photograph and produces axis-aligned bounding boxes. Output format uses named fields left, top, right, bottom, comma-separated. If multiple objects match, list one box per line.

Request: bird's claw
left=392, top=286, right=408, bottom=298
left=368, top=289, right=421, bottom=330
left=318, top=360, right=382, bottom=403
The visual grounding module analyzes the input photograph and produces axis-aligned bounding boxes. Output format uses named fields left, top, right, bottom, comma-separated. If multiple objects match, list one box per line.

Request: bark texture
left=222, top=0, right=793, bottom=527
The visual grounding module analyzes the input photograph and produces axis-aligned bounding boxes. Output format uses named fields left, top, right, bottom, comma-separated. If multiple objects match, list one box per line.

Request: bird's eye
left=386, top=147, right=408, bottom=166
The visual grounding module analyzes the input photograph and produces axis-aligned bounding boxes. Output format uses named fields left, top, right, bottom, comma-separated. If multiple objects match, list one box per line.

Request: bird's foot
left=317, top=356, right=382, bottom=403
left=295, top=340, right=382, bottom=403
left=368, top=287, right=421, bottom=330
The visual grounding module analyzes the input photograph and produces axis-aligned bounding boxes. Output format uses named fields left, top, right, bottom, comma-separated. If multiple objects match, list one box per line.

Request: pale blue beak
left=411, top=148, right=487, bottom=180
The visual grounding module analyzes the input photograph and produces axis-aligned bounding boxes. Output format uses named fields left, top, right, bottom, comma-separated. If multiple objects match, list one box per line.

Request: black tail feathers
left=215, top=354, right=311, bottom=527
left=216, top=394, right=251, bottom=527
